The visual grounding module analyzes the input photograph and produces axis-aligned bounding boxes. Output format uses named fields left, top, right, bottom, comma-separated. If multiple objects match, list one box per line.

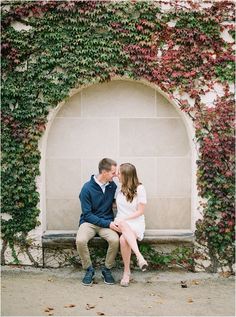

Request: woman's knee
left=118, top=220, right=127, bottom=231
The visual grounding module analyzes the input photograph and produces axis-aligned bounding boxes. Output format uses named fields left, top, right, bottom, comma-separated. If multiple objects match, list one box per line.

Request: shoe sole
left=141, top=264, right=148, bottom=272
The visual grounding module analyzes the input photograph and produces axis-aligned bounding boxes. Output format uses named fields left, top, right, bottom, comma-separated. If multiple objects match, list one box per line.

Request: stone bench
left=42, top=231, right=194, bottom=248
left=42, top=231, right=195, bottom=267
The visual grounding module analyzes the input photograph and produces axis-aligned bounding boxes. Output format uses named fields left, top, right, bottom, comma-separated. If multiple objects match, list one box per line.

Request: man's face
left=103, top=165, right=117, bottom=182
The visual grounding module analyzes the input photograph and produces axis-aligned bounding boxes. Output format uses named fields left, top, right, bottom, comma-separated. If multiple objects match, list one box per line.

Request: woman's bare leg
left=120, top=234, right=131, bottom=286
left=118, top=221, right=142, bottom=259
left=120, top=234, right=131, bottom=275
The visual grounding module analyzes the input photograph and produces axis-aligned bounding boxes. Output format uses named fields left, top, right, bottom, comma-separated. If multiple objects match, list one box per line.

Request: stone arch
left=38, top=78, right=199, bottom=236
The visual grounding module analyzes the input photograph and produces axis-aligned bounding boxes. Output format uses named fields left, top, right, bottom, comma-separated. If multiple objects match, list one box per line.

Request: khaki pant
left=76, top=222, right=120, bottom=270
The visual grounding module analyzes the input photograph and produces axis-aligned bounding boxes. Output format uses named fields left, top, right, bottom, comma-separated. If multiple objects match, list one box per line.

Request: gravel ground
left=1, top=266, right=235, bottom=316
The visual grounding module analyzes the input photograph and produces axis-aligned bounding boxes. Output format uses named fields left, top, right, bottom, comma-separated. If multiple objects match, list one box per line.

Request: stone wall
left=45, top=80, right=192, bottom=232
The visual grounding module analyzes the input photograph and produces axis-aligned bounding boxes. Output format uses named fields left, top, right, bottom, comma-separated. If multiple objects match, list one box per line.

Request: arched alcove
left=41, top=79, right=197, bottom=236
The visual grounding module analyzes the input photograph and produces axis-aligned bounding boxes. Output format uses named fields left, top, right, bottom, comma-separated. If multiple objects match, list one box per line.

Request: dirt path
left=1, top=266, right=235, bottom=316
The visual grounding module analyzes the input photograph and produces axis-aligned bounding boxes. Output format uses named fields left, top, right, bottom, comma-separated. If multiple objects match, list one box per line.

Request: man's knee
left=107, top=233, right=120, bottom=247
left=76, top=236, right=89, bottom=248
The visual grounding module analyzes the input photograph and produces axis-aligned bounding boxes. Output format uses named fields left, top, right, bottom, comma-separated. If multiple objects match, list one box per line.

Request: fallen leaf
left=97, top=312, right=105, bottom=316
left=219, top=272, right=232, bottom=278
left=64, top=304, right=76, bottom=308
left=48, top=278, right=54, bottom=282
left=188, top=298, right=194, bottom=303
left=48, top=314, right=54, bottom=316
left=86, top=304, right=96, bottom=310
left=192, top=280, right=200, bottom=285
left=149, top=293, right=155, bottom=296
left=44, top=307, right=54, bottom=312
left=180, top=281, right=188, bottom=288
left=156, top=301, right=163, bottom=304
left=99, top=296, right=103, bottom=299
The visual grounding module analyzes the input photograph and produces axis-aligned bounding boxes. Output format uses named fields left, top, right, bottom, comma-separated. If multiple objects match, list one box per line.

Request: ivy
left=215, top=61, right=235, bottom=82
left=1, top=0, right=235, bottom=271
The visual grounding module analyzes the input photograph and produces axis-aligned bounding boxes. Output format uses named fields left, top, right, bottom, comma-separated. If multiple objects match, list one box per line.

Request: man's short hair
left=98, top=158, right=117, bottom=173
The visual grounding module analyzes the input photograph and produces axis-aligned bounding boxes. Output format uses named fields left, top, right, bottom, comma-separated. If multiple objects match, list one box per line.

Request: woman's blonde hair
left=120, top=163, right=141, bottom=203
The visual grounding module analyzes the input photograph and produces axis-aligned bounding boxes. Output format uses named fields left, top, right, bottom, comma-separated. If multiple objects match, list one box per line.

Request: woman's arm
left=115, top=203, right=145, bottom=224
left=124, top=203, right=145, bottom=220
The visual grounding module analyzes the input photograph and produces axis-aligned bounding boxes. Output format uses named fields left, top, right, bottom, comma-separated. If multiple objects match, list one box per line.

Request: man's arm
left=80, top=188, right=111, bottom=228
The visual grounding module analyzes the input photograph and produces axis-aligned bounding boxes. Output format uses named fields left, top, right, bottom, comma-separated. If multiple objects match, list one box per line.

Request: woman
left=115, top=163, right=148, bottom=287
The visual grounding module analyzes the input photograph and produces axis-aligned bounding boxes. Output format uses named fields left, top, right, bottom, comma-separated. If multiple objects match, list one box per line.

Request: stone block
left=156, top=92, right=180, bottom=117
left=46, top=159, right=81, bottom=198
left=57, top=93, right=81, bottom=117
left=46, top=199, right=81, bottom=230
left=119, top=118, right=190, bottom=157
left=82, top=80, right=156, bottom=117
left=46, top=118, right=118, bottom=158
left=156, top=157, right=191, bottom=196
left=145, top=197, right=191, bottom=229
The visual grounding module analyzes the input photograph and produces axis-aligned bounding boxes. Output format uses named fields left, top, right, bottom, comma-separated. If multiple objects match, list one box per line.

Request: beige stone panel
left=118, top=157, right=157, bottom=195
left=120, top=118, right=190, bottom=156
left=47, top=199, right=81, bottom=230
left=156, top=158, right=191, bottom=196
left=56, top=93, right=81, bottom=117
left=145, top=197, right=191, bottom=229
left=156, top=92, right=180, bottom=117
left=46, top=118, right=118, bottom=158
left=82, top=80, right=156, bottom=117
left=46, top=159, right=81, bottom=199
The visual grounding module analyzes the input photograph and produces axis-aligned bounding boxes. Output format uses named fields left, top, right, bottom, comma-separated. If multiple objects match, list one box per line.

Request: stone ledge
left=42, top=231, right=195, bottom=249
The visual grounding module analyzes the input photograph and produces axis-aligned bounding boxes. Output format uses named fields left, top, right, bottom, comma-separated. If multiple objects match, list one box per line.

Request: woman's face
left=117, top=167, right=122, bottom=183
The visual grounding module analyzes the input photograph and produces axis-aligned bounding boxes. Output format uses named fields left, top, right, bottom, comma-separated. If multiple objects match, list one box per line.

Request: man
left=76, top=158, right=120, bottom=286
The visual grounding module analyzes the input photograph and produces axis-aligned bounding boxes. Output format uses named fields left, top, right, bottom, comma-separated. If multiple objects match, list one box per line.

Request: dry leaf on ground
left=44, top=307, right=54, bottom=312
left=219, top=272, right=232, bottom=278
left=192, top=280, right=200, bottom=285
left=86, top=303, right=96, bottom=310
left=64, top=304, right=76, bottom=308
left=180, top=281, right=188, bottom=288
left=97, top=312, right=105, bottom=315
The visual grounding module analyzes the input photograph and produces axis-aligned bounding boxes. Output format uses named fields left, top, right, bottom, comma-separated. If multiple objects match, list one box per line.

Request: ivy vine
left=1, top=0, right=235, bottom=271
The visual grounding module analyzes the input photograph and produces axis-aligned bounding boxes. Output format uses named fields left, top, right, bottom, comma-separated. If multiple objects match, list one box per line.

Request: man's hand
left=114, top=218, right=124, bottom=226
left=109, top=221, right=121, bottom=232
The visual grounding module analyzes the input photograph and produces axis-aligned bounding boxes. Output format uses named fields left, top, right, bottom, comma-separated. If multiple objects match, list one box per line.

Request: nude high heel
left=120, top=273, right=130, bottom=287
left=137, top=257, right=148, bottom=271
